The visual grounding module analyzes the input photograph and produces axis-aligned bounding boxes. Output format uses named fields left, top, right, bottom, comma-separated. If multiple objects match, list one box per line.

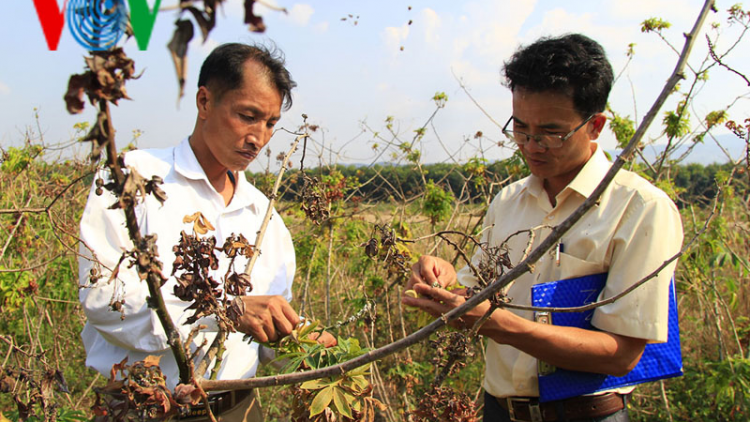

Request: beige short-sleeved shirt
left=457, top=144, right=683, bottom=398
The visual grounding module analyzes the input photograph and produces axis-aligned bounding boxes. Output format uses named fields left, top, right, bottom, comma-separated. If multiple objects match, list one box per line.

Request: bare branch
left=707, top=34, right=750, bottom=86
left=244, top=133, right=306, bottom=277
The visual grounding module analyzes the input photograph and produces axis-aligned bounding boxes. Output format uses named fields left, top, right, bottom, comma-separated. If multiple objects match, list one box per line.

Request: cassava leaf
left=309, top=385, right=334, bottom=417
left=332, top=386, right=353, bottom=419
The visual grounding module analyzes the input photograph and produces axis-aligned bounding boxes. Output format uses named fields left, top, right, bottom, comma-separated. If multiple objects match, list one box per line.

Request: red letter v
left=32, top=0, right=67, bottom=50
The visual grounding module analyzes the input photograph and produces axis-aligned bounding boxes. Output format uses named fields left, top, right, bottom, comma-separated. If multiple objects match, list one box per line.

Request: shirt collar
left=172, top=138, right=262, bottom=214
left=520, top=143, right=611, bottom=201
left=564, top=143, right=611, bottom=199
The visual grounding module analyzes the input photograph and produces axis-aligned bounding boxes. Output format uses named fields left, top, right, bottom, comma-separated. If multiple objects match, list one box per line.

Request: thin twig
left=244, top=134, right=306, bottom=277
left=0, top=197, right=31, bottom=261
left=0, top=254, right=68, bottom=273
left=707, top=35, right=750, bottom=86
left=452, top=69, right=504, bottom=130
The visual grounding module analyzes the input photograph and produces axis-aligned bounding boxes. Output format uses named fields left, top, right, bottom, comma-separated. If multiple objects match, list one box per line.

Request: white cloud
left=523, top=8, right=596, bottom=40
left=382, top=24, right=410, bottom=52
left=313, top=21, right=329, bottom=33
left=285, top=4, right=315, bottom=26
left=0, top=81, right=9, bottom=96
left=449, top=59, right=499, bottom=90
left=421, top=8, right=441, bottom=46
left=452, top=0, right=537, bottom=61
left=608, top=0, right=698, bottom=23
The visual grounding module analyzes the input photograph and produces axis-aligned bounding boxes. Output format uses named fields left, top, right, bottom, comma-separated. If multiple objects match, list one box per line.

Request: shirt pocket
left=547, top=252, right=606, bottom=283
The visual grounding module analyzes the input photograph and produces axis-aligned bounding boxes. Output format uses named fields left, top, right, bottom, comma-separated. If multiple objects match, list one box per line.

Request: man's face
left=197, top=60, right=282, bottom=172
left=511, top=88, right=601, bottom=189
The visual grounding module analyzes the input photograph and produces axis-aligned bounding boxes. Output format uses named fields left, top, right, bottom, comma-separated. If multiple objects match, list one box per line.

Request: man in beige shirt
left=403, top=34, right=683, bottom=422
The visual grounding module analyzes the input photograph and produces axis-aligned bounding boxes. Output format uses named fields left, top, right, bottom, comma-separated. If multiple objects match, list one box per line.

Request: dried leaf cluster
left=300, top=173, right=332, bottom=225
left=413, top=328, right=478, bottom=421
left=64, top=49, right=139, bottom=160
left=429, top=331, right=475, bottom=386
left=361, top=224, right=413, bottom=278
left=171, top=212, right=255, bottom=329
left=0, top=366, right=68, bottom=422
left=96, top=165, right=167, bottom=209
left=91, top=356, right=178, bottom=422
left=410, top=385, right=478, bottom=422
left=65, top=48, right=137, bottom=115
left=726, top=118, right=750, bottom=140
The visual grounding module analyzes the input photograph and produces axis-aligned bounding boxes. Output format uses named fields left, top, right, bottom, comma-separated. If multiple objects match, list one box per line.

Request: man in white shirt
left=78, top=43, right=333, bottom=421
left=403, top=34, right=683, bottom=422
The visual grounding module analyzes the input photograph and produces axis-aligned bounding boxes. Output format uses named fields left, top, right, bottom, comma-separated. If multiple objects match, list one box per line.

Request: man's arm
left=405, top=281, right=645, bottom=377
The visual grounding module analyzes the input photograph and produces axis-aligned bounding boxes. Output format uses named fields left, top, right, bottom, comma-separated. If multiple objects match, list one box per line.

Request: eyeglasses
left=502, top=114, right=595, bottom=149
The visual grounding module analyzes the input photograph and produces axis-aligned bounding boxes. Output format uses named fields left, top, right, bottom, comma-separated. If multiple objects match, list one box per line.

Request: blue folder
left=531, top=273, right=683, bottom=402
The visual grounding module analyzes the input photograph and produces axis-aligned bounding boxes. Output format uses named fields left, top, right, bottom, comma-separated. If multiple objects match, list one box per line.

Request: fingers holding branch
left=237, top=295, right=300, bottom=343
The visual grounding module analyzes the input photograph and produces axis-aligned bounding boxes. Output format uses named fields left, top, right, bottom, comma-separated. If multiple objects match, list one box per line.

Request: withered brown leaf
left=183, top=212, right=215, bottom=234
left=142, top=355, right=162, bottom=368
left=167, top=19, right=194, bottom=101
left=64, top=74, right=91, bottom=114
left=244, top=0, right=266, bottom=32
left=173, top=383, right=202, bottom=405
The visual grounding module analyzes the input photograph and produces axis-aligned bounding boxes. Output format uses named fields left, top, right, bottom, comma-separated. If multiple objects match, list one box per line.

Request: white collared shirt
left=457, top=144, right=684, bottom=398
left=78, top=138, right=295, bottom=389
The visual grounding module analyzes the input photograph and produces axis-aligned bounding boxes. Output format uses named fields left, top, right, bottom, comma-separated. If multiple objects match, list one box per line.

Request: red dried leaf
left=65, top=74, right=90, bottom=114
left=244, top=0, right=266, bottom=32
left=173, top=383, right=203, bottom=405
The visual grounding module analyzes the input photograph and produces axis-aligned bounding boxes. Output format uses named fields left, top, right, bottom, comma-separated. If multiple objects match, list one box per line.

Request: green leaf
left=298, top=319, right=320, bottom=337
left=332, top=386, right=354, bottom=419
left=641, top=17, right=671, bottom=33
left=350, top=375, right=369, bottom=391
left=301, top=378, right=333, bottom=390
left=309, top=385, right=335, bottom=417
left=347, top=363, right=370, bottom=377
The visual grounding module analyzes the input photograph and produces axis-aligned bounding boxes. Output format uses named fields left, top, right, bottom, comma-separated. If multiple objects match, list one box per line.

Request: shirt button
left=547, top=215, right=554, bottom=220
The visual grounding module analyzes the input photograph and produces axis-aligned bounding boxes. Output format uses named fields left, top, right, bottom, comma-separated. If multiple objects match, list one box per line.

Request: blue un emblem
left=67, top=0, right=129, bottom=51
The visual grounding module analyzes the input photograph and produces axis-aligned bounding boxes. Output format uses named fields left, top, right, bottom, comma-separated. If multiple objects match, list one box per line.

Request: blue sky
left=1, top=0, right=748, bottom=169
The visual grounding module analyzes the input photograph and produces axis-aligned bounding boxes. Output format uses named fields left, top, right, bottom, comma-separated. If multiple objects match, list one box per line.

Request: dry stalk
left=195, top=132, right=306, bottom=378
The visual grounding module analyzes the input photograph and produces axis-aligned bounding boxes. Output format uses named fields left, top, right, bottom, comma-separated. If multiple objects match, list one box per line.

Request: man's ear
left=588, top=113, right=608, bottom=140
left=196, top=86, right=211, bottom=119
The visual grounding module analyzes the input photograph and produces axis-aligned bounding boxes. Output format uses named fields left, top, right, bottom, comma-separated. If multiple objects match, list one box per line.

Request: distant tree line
left=246, top=159, right=746, bottom=209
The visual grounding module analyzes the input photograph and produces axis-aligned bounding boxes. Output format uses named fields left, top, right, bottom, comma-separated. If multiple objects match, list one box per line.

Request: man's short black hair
left=198, top=43, right=296, bottom=111
left=503, top=34, right=614, bottom=118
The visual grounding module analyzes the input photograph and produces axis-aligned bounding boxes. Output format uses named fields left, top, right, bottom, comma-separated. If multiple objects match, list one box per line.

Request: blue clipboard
left=531, top=273, right=683, bottom=402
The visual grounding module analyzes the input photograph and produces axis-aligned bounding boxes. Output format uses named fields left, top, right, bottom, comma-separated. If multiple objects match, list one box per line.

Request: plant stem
left=325, top=222, right=333, bottom=325
left=243, top=134, right=305, bottom=277
left=99, top=100, right=191, bottom=384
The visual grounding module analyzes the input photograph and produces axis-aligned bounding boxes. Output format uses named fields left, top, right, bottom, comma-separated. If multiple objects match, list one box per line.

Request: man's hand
left=236, top=295, right=300, bottom=343
left=405, top=255, right=457, bottom=292
left=402, top=283, right=495, bottom=333
left=309, top=331, right=338, bottom=347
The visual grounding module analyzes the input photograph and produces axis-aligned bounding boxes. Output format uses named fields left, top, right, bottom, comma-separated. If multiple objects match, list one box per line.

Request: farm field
left=1, top=140, right=748, bottom=420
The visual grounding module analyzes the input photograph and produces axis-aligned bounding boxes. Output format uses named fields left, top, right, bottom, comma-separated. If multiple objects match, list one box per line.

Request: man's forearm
left=482, top=310, right=647, bottom=377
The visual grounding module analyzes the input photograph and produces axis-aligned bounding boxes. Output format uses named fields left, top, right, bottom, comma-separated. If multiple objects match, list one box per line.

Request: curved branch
left=198, top=0, right=716, bottom=392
